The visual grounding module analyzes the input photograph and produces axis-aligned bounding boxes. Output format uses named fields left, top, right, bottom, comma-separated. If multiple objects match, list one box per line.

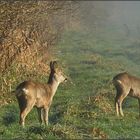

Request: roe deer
left=113, top=72, right=140, bottom=117
left=15, top=61, right=67, bottom=127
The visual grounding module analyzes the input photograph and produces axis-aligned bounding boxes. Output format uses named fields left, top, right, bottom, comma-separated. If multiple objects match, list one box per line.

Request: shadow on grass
left=2, top=107, right=18, bottom=126
left=49, top=111, right=64, bottom=125
left=28, top=125, right=47, bottom=135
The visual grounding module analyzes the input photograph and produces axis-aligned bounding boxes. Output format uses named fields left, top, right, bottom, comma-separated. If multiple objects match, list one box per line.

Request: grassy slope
left=0, top=29, right=140, bottom=139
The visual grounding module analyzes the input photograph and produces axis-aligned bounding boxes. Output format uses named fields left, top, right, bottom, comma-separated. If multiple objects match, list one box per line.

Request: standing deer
left=15, top=61, right=67, bottom=127
left=113, top=72, right=140, bottom=117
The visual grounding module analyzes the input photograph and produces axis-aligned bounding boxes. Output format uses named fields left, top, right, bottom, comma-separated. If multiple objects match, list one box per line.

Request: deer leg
left=115, top=94, right=119, bottom=116
left=118, top=96, right=124, bottom=117
left=20, top=107, right=32, bottom=127
left=19, top=101, right=35, bottom=127
left=37, top=108, right=44, bottom=125
left=118, top=94, right=128, bottom=117
left=43, top=107, right=49, bottom=125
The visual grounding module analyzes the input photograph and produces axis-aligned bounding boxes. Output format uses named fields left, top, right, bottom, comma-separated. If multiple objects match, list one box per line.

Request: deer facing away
left=113, top=72, right=140, bottom=117
left=15, top=61, right=67, bottom=127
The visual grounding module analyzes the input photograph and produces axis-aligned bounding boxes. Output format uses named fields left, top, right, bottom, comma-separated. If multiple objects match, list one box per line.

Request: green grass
left=1, top=29, right=140, bottom=139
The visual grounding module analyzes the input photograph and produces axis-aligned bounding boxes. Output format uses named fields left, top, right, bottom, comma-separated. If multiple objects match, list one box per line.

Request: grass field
left=0, top=29, right=140, bottom=139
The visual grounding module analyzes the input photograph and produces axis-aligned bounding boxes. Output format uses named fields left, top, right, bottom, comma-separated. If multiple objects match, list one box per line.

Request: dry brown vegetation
left=0, top=1, right=78, bottom=105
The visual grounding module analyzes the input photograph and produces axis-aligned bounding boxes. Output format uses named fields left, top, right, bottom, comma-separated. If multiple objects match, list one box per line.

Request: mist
left=77, top=1, right=140, bottom=40
left=107, top=1, right=140, bottom=37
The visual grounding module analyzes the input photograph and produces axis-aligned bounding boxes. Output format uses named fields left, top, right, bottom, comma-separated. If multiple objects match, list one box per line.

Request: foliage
left=0, top=1, right=78, bottom=103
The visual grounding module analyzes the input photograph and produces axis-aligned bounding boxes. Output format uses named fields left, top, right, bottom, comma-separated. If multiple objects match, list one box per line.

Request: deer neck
left=48, top=72, right=60, bottom=97
left=48, top=71, right=54, bottom=84
left=50, top=80, right=60, bottom=96
left=48, top=76, right=60, bottom=98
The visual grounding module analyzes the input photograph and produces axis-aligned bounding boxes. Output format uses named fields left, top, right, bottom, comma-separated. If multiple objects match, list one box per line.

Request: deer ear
left=53, top=61, right=58, bottom=69
left=50, top=61, right=58, bottom=70
left=50, top=61, right=54, bottom=70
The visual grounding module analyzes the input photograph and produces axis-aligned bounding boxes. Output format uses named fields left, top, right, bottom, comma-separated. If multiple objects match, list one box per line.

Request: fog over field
left=79, top=1, right=140, bottom=39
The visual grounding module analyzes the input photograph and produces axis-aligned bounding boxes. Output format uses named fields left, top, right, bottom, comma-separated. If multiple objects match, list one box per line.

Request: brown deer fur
left=113, top=72, right=140, bottom=117
left=15, top=61, right=67, bottom=127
